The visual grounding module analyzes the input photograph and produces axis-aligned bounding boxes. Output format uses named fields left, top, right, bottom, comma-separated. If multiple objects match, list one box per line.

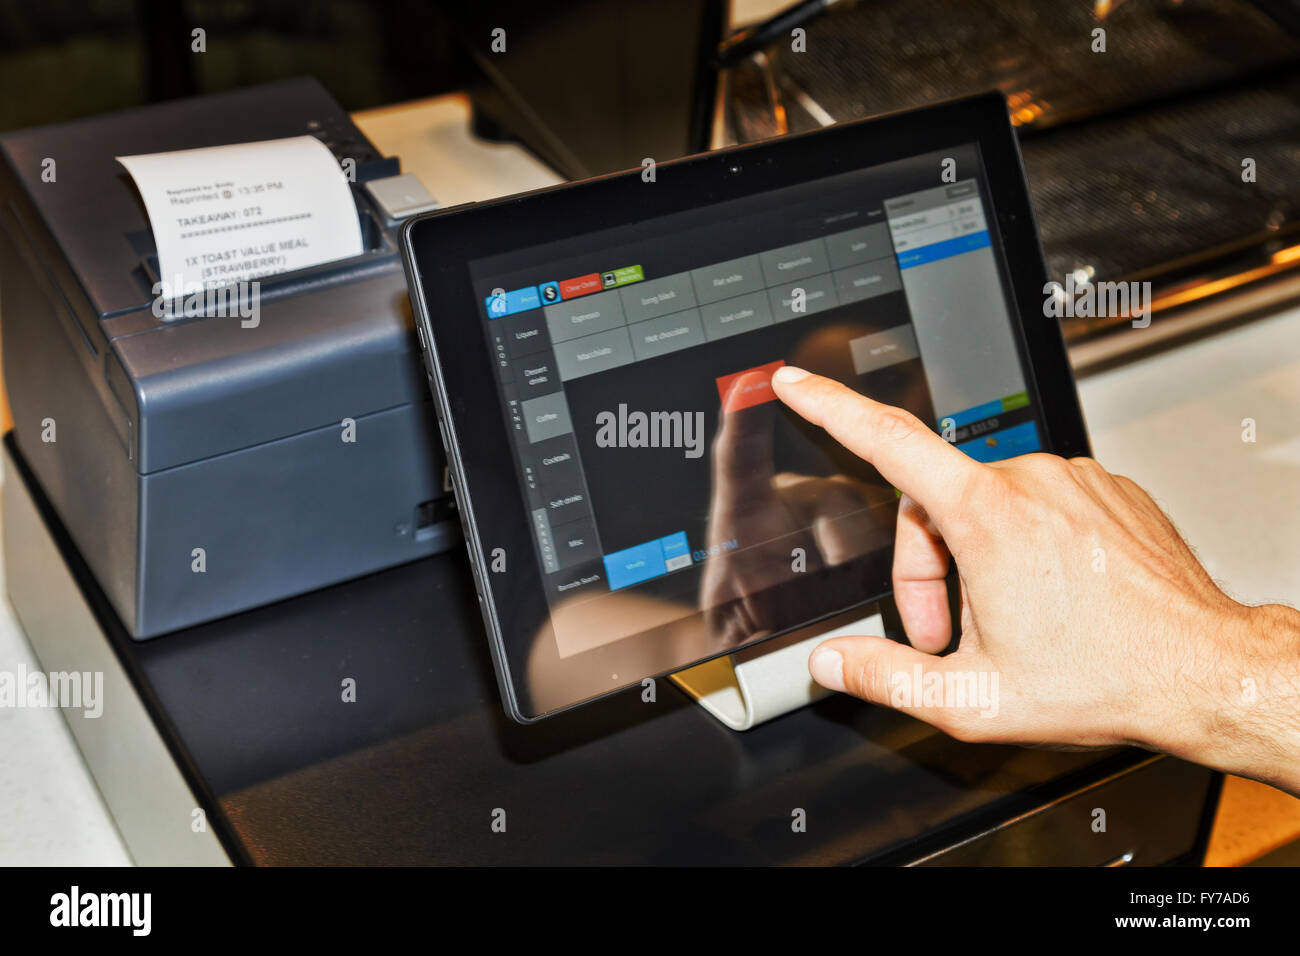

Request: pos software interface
left=402, top=93, right=1089, bottom=721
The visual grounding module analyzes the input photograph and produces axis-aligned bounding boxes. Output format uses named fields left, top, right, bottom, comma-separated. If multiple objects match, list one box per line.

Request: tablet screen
left=466, top=143, right=1044, bottom=666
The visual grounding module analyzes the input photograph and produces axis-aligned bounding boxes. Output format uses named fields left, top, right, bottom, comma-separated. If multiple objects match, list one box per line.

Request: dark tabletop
left=122, top=547, right=1132, bottom=865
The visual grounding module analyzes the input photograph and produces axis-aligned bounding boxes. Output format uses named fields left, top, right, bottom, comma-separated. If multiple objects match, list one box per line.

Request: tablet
left=401, top=92, right=1089, bottom=722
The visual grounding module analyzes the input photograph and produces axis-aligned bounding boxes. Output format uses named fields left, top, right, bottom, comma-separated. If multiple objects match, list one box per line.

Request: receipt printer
left=0, top=78, right=456, bottom=638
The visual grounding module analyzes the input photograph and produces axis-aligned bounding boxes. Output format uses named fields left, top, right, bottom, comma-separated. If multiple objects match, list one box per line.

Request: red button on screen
left=716, top=360, right=785, bottom=412
left=559, top=273, right=603, bottom=299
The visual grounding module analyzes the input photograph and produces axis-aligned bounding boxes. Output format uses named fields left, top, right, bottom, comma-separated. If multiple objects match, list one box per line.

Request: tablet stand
left=670, top=605, right=884, bottom=731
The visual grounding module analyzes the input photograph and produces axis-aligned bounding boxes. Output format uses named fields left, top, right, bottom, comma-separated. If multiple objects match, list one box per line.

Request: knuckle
left=873, top=407, right=923, bottom=446
left=846, top=653, right=889, bottom=702
left=1027, top=452, right=1072, bottom=476
left=1067, top=456, right=1116, bottom=492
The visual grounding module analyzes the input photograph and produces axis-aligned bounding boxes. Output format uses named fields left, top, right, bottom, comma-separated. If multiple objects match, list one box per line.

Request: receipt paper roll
left=118, top=135, right=364, bottom=299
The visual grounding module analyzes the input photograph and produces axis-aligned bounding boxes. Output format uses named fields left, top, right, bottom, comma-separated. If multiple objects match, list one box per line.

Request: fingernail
left=808, top=645, right=845, bottom=693
left=772, top=365, right=809, bottom=384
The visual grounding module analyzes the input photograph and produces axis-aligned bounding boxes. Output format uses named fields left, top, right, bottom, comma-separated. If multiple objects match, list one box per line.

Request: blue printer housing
left=0, top=78, right=456, bottom=638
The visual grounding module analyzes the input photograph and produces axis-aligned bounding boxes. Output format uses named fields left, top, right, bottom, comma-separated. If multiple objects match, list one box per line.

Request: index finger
left=770, top=366, right=983, bottom=537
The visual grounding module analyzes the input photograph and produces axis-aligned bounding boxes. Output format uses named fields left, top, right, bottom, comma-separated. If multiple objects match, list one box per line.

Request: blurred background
left=4, top=0, right=1300, bottom=350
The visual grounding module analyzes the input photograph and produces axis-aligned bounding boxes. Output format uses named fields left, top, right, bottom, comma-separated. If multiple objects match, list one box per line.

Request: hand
left=771, top=366, right=1300, bottom=795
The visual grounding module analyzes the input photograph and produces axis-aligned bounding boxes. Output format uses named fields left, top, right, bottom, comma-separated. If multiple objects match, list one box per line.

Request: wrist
left=1158, top=602, right=1300, bottom=793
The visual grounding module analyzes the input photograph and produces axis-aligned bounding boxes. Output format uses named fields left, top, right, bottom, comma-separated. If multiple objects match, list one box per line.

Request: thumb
left=808, top=635, right=997, bottom=732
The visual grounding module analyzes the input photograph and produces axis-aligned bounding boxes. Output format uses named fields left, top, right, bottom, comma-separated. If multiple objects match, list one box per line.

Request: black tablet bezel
left=401, top=91, right=1090, bottom=722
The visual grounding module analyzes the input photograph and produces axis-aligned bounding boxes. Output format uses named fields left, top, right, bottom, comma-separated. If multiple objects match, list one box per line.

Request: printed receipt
left=118, top=136, right=363, bottom=298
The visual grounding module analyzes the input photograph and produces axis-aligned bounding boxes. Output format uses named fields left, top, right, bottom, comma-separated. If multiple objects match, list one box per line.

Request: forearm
left=1151, top=602, right=1300, bottom=795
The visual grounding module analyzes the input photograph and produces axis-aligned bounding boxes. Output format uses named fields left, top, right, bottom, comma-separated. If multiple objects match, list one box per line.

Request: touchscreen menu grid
left=486, top=222, right=911, bottom=591
left=488, top=224, right=903, bottom=386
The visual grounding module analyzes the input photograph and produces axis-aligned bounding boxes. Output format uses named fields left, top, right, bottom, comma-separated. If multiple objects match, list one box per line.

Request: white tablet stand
left=670, top=605, right=885, bottom=731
